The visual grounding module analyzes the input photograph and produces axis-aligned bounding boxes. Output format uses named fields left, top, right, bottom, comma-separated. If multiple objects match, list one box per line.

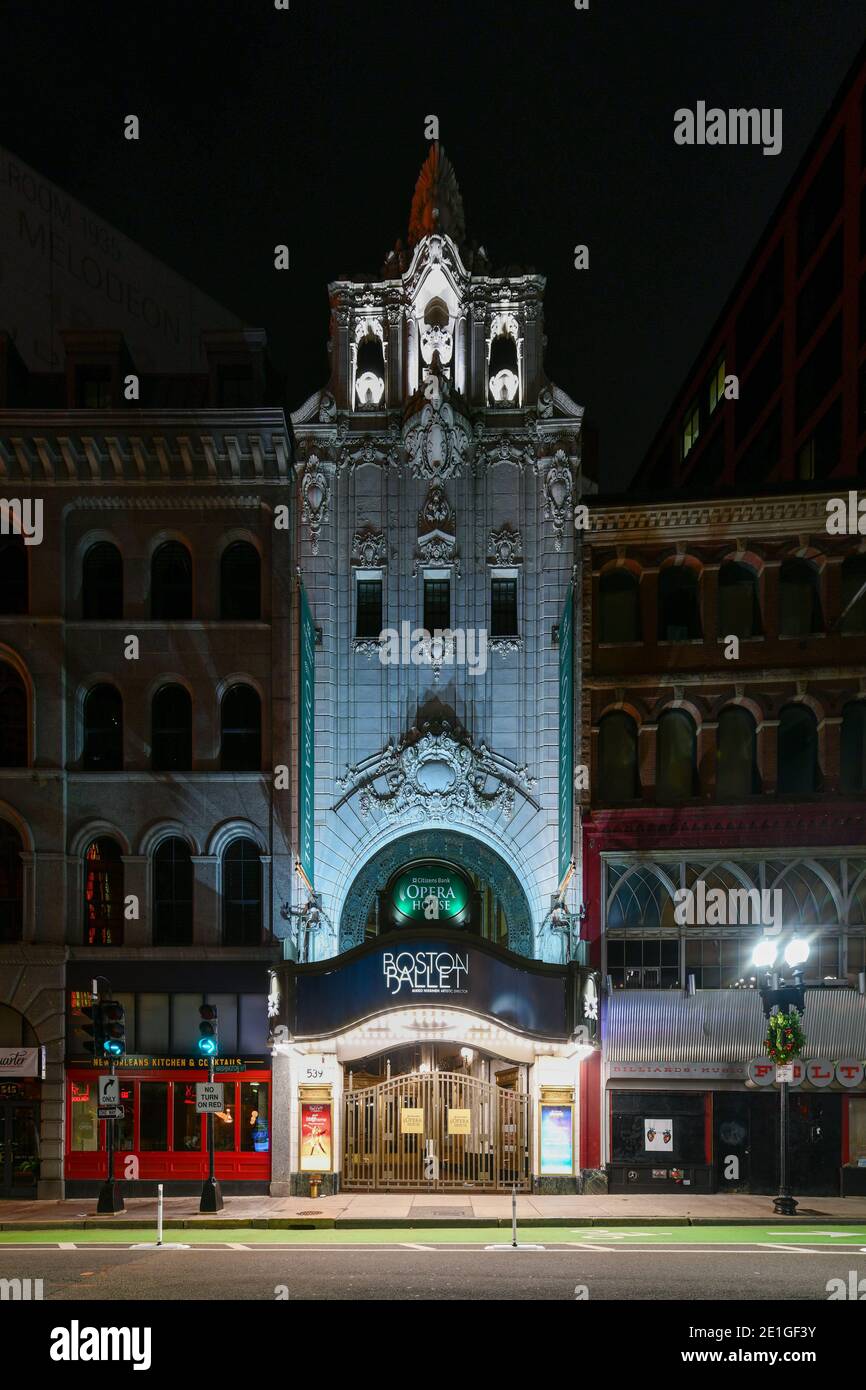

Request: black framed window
left=83, top=684, right=123, bottom=770
left=152, top=838, right=194, bottom=946
left=423, top=577, right=450, bottom=632
left=779, top=559, right=822, bottom=636
left=151, top=684, right=192, bottom=771
left=151, top=541, right=192, bottom=621
left=656, top=710, right=698, bottom=802
left=82, top=542, right=122, bottom=620
left=840, top=556, right=866, bottom=634
left=777, top=704, right=819, bottom=794
left=658, top=567, right=701, bottom=641
left=220, top=542, right=261, bottom=620
left=0, top=820, right=23, bottom=944
left=606, top=938, right=680, bottom=990
left=0, top=662, right=27, bottom=767
left=83, top=837, right=124, bottom=946
left=223, top=838, right=263, bottom=946
left=75, top=365, right=111, bottom=408
left=220, top=685, right=261, bottom=771
left=598, top=712, right=639, bottom=803
left=356, top=578, right=383, bottom=638
left=490, top=578, right=518, bottom=637
left=841, top=702, right=866, bottom=794
left=716, top=707, right=760, bottom=799
left=718, top=562, right=761, bottom=639
left=599, top=570, right=640, bottom=644
left=0, top=538, right=27, bottom=615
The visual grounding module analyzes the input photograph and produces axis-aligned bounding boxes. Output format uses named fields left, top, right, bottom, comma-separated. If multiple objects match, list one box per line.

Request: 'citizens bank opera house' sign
left=278, top=930, right=600, bottom=1043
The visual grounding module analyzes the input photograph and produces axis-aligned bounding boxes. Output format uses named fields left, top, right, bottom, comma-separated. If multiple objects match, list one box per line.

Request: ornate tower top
left=408, top=143, right=466, bottom=250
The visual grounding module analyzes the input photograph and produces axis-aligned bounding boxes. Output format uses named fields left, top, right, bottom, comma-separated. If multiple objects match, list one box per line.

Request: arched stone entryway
left=338, top=829, right=533, bottom=955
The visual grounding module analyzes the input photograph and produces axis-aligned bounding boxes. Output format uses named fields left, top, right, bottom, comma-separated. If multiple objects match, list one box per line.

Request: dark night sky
left=3, top=0, right=866, bottom=488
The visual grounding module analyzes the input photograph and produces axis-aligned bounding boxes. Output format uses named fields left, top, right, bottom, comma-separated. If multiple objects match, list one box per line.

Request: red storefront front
left=65, top=1061, right=271, bottom=1195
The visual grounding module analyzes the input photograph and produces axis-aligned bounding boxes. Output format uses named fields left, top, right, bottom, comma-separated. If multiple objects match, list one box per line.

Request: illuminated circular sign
left=389, top=863, right=472, bottom=926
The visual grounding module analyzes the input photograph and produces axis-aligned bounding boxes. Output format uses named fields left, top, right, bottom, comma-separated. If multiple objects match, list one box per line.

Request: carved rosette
left=541, top=450, right=573, bottom=552
left=337, top=722, right=536, bottom=827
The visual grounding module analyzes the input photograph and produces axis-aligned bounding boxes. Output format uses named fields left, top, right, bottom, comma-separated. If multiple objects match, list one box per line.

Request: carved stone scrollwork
left=403, top=366, right=471, bottom=481
left=299, top=455, right=331, bottom=555
left=487, top=524, right=523, bottom=566
left=351, top=528, right=387, bottom=567
left=542, top=450, right=573, bottom=553
left=414, top=484, right=459, bottom=575
left=336, top=721, right=536, bottom=827
left=488, top=637, right=523, bottom=655
left=351, top=637, right=385, bottom=657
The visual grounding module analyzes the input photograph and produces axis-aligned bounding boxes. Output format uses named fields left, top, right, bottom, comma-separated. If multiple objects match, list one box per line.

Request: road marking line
left=401, top=1242, right=435, bottom=1250
left=227, top=1242, right=249, bottom=1250
left=756, top=1243, right=816, bottom=1253
left=58, top=1242, right=76, bottom=1250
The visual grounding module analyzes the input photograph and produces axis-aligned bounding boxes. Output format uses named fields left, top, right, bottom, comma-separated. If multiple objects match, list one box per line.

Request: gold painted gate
left=343, top=1070, right=531, bottom=1190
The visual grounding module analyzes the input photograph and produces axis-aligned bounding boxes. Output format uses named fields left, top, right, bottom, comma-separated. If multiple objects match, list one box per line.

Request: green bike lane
left=1, top=1225, right=865, bottom=1247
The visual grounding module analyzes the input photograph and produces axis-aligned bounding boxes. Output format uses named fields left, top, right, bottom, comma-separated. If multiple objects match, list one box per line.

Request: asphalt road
left=2, top=1243, right=865, bottom=1301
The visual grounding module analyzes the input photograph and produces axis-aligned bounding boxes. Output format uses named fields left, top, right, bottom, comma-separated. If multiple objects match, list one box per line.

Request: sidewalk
left=2, top=1192, right=866, bottom=1228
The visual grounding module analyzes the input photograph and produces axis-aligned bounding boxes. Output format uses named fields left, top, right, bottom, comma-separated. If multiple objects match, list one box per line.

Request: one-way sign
left=196, top=1082, right=225, bottom=1113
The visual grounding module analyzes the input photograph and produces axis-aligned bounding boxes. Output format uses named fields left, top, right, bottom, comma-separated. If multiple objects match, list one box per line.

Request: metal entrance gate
left=343, top=1070, right=531, bottom=1191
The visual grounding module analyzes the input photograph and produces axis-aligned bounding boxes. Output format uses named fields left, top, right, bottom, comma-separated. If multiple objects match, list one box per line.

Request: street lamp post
left=752, top=938, right=809, bottom=1218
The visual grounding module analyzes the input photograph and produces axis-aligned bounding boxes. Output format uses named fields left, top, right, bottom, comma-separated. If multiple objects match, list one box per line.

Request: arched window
left=777, top=704, right=819, bottom=794
left=841, top=701, right=866, bottom=793
left=598, top=712, right=639, bottom=802
left=658, top=566, right=701, bottom=641
left=716, top=707, right=760, bottom=798
left=152, top=838, right=193, bottom=946
left=0, top=663, right=27, bottom=767
left=83, top=837, right=124, bottom=946
left=220, top=685, right=261, bottom=771
left=223, top=838, right=262, bottom=945
left=151, top=541, right=192, bottom=620
left=0, top=821, right=23, bottom=943
left=0, top=537, right=27, bottom=615
left=220, top=542, right=261, bottom=621
left=83, top=684, right=123, bottom=771
left=840, top=556, right=866, bottom=635
left=656, top=710, right=697, bottom=802
left=599, top=571, right=640, bottom=644
left=718, top=562, right=761, bottom=639
left=779, top=559, right=822, bottom=636
left=151, top=685, right=192, bottom=771
left=82, top=542, right=122, bottom=620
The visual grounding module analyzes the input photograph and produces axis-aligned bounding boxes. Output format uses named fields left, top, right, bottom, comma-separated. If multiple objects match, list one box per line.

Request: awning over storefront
left=605, top=987, right=866, bottom=1063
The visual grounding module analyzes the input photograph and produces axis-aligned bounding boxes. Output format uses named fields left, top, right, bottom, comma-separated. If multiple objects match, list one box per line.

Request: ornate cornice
left=588, top=493, right=844, bottom=542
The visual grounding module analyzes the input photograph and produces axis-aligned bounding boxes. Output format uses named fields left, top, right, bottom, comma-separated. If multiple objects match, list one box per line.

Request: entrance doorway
left=0, top=1100, right=40, bottom=1197
left=342, top=1047, right=531, bottom=1191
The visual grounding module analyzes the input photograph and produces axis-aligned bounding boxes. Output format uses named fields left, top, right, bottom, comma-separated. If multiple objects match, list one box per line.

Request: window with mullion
left=356, top=578, right=383, bottom=638
left=491, top=578, right=518, bottom=637
left=423, top=577, right=450, bottom=633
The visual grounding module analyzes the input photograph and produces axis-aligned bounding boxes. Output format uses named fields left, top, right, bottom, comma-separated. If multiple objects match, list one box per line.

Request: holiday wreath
left=765, top=1007, right=806, bottom=1065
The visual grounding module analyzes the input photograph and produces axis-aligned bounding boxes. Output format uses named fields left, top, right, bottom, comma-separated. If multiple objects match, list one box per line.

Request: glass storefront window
left=115, top=1081, right=136, bottom=1151
left=205, top=995, right=238, bottom=1054
left=173, top=1083, right=202, bottom=1151
left=241, top=1082, right=269, bottom=1152
left=139, top=1082, right=168, bottom=1152
left=213, top=1082, right=237, bottom=1151
left=137, top=994, right=170, bottom=1053
left=70, top=1081, right=98, bottom=1151
left=849, top=1098, right=866, bottom=1164
left=171, top=994, right=204, bottom=1055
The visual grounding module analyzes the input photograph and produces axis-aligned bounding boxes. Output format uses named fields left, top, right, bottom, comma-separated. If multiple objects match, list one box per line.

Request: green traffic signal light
left=101, top=1001, right=126, bottom=1057
left=198, top=1003, right=219, bottom=1056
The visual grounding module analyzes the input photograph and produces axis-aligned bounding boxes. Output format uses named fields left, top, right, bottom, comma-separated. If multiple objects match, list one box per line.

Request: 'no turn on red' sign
left=196, top=1082, right=225, bottom=1113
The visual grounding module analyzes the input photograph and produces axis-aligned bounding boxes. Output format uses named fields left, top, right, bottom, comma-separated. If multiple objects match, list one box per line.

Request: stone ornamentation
left=403, top=367, right=471, bottom=481
left=414, top=484, right=459, bottom=575
left=351, top=528, right=387, bottom=567
left=300, top=455, right=331, bottom=555
left=542, top=450, right=573, bottom=553
left=487, top=524, right=523, bottom=566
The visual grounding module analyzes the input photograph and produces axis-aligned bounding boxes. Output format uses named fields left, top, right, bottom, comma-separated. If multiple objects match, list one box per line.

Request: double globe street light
left=752, top=937, right=810, bottom=1216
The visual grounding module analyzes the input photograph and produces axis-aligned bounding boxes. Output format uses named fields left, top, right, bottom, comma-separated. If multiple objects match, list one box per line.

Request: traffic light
left=198, top=1003, right=219, bottom=1057
left=101, top=1000, right=126, bottom=1057
left=80, top=1001, right=105, bottom=1058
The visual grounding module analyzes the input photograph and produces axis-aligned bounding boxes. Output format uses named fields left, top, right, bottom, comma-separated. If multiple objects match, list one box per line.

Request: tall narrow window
left=82, top=542, right=122, bottom=620
left=220, top=542, right=260, bottom=620
left=0, top=821, right=23, bottom=943
left=490, top=578, right=518, bottom=637
left=83, top=837, right=124, bottom=946
left=681, top=401, right=700, bottom=459
left=840, top=556, right=866, bottom=634
left=708, top=355, right=726, bottom=414
left=0, top=663, right=27, bottom=767
left=718, top=562, right=762, bottom=639
left=777, top=705, right=819, bottom=794
left=656, top=710, right=697, bottom=802
left=220, top=685, right=261, bottom=771
left=598, top=712, right=639, bottom=803
left=779, top=559, right=822, bottom=636
left=658, top=567, right=701, bottom=641
left=83, top=684, right=123, bottom=770
left=355, top=577, right=383, bottom=638
left=151, top=685, right=192, bottom=771
left=0, top=538, right=27, bottom=615
left=716, top=707, right=759, bottom=798
left=223, top=839, right=262, bottom=946
left=599, top=570, right=640, bottom=643
left=151, top=541, right=192, bottom=621
left=423, top=577, right=450, bottom=632
left=841, top=702, right=866, bottom=793
left=153, top=838, right=194, bottom=946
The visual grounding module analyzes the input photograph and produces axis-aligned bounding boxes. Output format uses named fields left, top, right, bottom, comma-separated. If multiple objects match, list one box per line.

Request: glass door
left=1, top=1103, right=40, bottom=1195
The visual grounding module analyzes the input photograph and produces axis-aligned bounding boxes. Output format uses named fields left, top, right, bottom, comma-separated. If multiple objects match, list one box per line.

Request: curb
left=2, top=1215, right=866, bottom=1231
